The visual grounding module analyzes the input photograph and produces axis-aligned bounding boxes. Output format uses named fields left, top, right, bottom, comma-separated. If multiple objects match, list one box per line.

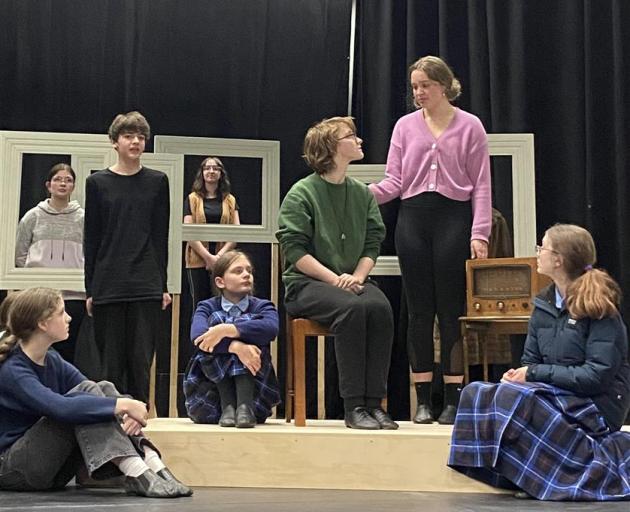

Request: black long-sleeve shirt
left=84, top=167, right=169, bottom=303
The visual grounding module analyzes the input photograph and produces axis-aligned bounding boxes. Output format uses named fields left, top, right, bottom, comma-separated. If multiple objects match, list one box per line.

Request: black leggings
left=395, top=193, right=471, bottom=376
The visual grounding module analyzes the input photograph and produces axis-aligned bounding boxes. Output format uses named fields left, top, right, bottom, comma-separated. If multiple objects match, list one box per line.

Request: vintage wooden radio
left=465, top=257, right=551, bottom=317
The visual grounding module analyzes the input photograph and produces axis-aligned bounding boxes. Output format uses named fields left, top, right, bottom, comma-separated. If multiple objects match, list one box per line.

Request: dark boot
left=157, top=468, right=193, bottom=497
left=437, top=383, right=461, bottom=425
left=413, top=382, right=434, bottom=424
left=235, top=403, right=256, bottom=428
left=218, top=404, right=236, bottom=427
left=344, top=406, right=381, bottom=430
left=124, top=469, right=179, bottom=498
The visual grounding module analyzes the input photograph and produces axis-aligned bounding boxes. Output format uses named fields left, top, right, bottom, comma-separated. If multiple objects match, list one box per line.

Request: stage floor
left=1, top=486, right=628, bottom=512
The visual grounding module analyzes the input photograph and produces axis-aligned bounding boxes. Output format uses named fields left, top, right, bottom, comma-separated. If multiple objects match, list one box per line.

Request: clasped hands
left=194, top=324, right=261, bottom=375
left=335, top=273, right=364, bottom=294
left=501, top=366, right=528, bottom=384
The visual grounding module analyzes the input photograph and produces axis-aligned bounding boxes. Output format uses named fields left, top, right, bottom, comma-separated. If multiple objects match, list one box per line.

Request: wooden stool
left=285, top=317, right=331, bottom=426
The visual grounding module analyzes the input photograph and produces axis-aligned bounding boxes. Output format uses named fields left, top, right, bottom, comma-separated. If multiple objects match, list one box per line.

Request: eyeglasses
left=51, top=177, right=74, bottom=184
left=535, top=245, right=559, bottom=255
left=202, top=165, right=222, bottom=171
left=337, top=132, right=359, bottom=142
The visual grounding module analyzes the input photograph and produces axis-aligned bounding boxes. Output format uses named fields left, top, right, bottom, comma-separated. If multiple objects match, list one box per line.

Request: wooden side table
left=460, top=315, right=530, bottom=383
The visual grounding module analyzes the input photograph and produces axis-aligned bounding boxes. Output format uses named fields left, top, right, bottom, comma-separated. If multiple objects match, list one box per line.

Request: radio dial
left=497, top=301, right=505, bottom=311
left=474, top=302, right=481, bottom=311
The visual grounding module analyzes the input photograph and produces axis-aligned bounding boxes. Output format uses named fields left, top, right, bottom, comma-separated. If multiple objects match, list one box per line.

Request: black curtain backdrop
left=354, top=0, right=630, bottom=419
left=2, top=0, right=630, bottom=419
left=1, top=0, right=352, bottom=416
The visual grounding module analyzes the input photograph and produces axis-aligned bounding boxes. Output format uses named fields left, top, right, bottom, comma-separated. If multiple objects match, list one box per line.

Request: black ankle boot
left=413, top=382, right=434, bottom=424
left=437, top=383, right=461, bottom=425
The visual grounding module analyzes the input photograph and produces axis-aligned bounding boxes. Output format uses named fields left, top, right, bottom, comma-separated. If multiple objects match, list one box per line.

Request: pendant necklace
left=324, top=177, right=348, bottom=244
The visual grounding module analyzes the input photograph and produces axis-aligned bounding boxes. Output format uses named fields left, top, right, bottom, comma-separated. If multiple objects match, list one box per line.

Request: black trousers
left=395, top=193, right=471, bottom=376
left=186, top=267, right=213, bottom=313
left=92, top=300, right=161, bottom=403
left=286, top=280, right=394, bottom=403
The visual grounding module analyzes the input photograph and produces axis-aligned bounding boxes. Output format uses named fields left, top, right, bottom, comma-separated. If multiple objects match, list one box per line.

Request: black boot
left=413, top=382, right=434, bottom=424
left=437, top=383, right=461, bottom=425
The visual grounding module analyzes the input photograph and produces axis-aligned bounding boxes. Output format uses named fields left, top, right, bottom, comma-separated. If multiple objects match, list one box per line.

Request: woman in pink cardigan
left=369, top=56, right=492, bottom=424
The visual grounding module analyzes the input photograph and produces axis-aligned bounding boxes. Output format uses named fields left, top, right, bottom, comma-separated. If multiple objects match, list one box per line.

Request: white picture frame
left=347, top=133, right=536, bottom=275
left=154, top=135, right=280, bottom=243
left=0, top=131, right=114, bottom=290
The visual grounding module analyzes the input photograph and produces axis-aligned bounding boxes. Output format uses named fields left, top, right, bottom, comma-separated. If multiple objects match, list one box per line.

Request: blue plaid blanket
left=183, top=347, right=280, bottom=424
left=448, top=381, right=630, bottom=501
left=183, top=309, right=280, bottom=424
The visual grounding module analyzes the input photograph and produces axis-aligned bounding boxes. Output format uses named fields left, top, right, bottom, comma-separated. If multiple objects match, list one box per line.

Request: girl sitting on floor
left=0, top=287, right=191, bottom=498
left=448, top=224, right=630, bottom=501
left=184, top=250, right=280, bottom=428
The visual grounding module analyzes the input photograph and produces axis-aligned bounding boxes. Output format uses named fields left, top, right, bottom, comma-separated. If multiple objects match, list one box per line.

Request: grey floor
left=1, top=487, right=628, bottom=512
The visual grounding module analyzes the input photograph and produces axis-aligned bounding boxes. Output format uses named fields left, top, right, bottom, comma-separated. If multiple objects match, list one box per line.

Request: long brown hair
left=546, top=224, right=621, bottom=319
left=0, top=288, right=62, bottom=364
left=191, top=156, right=231, bottom=198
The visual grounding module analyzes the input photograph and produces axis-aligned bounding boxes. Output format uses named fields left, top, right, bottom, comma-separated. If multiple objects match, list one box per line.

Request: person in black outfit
left=183, top=156, right=240, bottom=311
left=84, top=111, right=171, bottom=405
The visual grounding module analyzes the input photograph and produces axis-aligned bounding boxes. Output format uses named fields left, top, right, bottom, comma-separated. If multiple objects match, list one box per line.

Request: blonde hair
left=546, top=224, right=621, bottom=319
left=212, top=250, right=255, bottom=296
left=0, top=288, right=62, bottom=364
left=409, top=55, right=461, bottom=102
left=302, top=116, right=356, bottom=174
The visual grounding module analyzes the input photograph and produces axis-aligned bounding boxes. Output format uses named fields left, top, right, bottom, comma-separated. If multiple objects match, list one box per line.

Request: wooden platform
left=144, top=418, right=503, bottom=493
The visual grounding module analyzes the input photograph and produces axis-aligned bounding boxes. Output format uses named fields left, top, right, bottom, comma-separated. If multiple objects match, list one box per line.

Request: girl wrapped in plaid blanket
left=184, top=251, right=280, bottom=428
left=449, top=224, right=630, bottom=500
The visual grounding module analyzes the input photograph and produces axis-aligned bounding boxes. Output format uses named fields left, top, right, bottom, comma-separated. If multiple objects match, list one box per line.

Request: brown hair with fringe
left=0, top=288, right=62, bottom=364
left=108, top=111, right=151, bottom=142
left=211, top=250, right=254, bottom=296
left=302, top=116, right=356, bottom=175
left=546, top=224, right=621, bottom=319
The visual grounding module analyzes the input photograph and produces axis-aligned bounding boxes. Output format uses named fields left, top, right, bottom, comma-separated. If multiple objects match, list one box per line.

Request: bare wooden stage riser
left=144, top=418, right=503, bottom=493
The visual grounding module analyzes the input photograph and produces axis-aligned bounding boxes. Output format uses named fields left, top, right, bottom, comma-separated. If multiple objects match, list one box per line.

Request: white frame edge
left=154, top=135, right=280, bottom=243
left=347, top=133, right=536, bottom=275
left=0, top=131, right=114, bottom=290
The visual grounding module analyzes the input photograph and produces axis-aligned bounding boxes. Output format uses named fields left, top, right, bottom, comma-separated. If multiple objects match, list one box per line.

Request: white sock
left=143, top=446, right=166, bottom=473
left=115, top=456, right=150, bottom=478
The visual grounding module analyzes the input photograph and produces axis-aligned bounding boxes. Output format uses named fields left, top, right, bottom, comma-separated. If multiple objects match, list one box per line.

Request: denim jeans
left=0, top=380, right=155, bottom=491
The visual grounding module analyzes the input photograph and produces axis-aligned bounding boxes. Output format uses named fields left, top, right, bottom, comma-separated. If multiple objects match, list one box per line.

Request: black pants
left=396, top=193, right=471, bottom=376
left=286, top=280, right=394, bottom=403
left=92, top=300, right=161, bottom=403
left=54, top=299, right=86, bottom=365
left=0, top=381, right=153, bottom=491
left=186, top=267, right=213, bottom=313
